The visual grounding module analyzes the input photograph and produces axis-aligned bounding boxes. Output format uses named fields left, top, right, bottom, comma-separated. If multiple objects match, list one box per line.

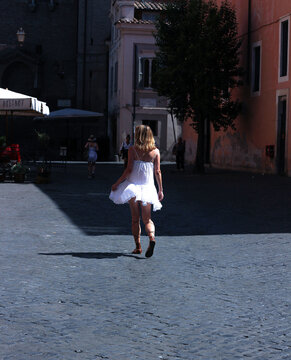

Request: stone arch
left=2, top=61, right=34, bottom=95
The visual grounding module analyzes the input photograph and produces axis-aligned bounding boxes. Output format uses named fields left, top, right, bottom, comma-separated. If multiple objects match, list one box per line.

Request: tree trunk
left=194, top=115, right=205, bottom=173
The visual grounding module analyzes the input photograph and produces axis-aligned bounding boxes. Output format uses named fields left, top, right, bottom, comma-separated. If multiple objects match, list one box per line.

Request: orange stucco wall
left=184, top=0, right=291, bottom=175
left=183, top=118, right=198, bottom=163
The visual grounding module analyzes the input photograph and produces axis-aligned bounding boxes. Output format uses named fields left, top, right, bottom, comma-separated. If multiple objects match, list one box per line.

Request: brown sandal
left=132, top=248, right=142, bottom=254
left=132, top=236, right=142, bottom=254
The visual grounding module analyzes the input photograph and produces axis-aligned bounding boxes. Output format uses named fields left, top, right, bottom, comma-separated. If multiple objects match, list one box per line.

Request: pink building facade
left=184, top=0, right=291, bottom=175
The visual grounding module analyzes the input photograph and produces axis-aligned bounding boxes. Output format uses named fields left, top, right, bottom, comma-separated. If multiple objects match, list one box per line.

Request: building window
left=251, top=42, right=261, bottom=94
left=279, top=17, right=289, bottom=80
left=138, top=58, right=157, bottom=89
left=142, top=11, right=159, bottom=22
left=110, top=66, right=113, bottom=97
left=111, top=24, right=115, bottom=44
left=114, top=61, right=118, bottom=93
left=143, top=59, right=150, bottom=88
left=142, top=120, right=158, bottom=136
left=135, top=10, right=158, bottom=22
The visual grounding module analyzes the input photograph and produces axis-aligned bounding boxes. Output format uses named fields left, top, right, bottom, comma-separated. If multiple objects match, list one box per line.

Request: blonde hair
left=134, top=125, right=156, bottom=152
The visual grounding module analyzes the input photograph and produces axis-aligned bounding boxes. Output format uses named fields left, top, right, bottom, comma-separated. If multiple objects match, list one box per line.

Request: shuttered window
left=138, top=58, right=157, bottom=89
left=251, top=42, right=261, bottom=94
left=280, top=20, right=289, bottom=78
left=253, top=46, right=261, bottom=92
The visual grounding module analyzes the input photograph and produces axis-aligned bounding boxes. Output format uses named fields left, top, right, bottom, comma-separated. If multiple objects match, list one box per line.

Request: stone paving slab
left=0, top=165, right=291, bottom=359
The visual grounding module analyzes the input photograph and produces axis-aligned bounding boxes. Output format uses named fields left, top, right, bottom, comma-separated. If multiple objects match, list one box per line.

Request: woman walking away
left=85, top=135, right=99, bottom=178
left=109, top=125, right=164, bottom=257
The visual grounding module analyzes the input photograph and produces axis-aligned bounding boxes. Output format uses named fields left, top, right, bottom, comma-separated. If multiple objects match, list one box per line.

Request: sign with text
left=140, top=98, right=156, bottom=107
left=0, top=98, right=31, bottom=110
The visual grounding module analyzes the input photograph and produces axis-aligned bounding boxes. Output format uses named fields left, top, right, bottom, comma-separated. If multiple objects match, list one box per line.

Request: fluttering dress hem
left=109, top=180, right=162, bottom=212
left=109, top=158, right=162, bottom=212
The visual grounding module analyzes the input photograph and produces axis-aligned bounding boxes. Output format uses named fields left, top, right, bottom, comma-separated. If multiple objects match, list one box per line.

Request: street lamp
left=16, top=28, right=26, bottom=46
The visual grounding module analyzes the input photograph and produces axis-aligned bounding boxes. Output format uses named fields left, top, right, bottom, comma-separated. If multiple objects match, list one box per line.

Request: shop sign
left=0, top=98, right=31, bottom=110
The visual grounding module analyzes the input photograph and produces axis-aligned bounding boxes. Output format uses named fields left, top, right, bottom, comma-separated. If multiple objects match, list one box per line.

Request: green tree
left=154, top=0, right=243, bottom=172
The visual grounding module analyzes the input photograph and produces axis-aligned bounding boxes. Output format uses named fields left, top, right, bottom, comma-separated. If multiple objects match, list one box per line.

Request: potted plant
left=0, top=136, right=6, bottom=149
left=0, top=170, right=5, bottom=182
left=36, top=163, right=51, bottom=184
left=35, top=130, right=50, bottom=161
left=11, top=162, right=29, bottom=183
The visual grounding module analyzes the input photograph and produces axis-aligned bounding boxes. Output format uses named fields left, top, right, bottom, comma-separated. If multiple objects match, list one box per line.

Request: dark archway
left=2, top=61, right=34, bottom=96
left=1, top=61, right=36, bottom=149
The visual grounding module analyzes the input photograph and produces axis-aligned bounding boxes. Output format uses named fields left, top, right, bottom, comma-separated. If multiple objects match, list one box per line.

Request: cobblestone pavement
left=0, top=164, right=291, bottom=360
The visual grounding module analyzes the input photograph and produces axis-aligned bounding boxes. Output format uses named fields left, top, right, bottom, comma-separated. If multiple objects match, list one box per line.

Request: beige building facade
left=108, top=0, right=181, bottom=159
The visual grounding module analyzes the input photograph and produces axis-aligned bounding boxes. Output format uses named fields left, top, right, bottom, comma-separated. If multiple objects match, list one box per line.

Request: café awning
left=0, top=88, right=50, bottom=116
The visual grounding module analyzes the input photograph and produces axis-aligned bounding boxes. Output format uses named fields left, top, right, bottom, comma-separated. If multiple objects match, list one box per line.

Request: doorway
left=277, top=95, right=287, bottom=174
left=2, top=61, right=34, bottom=95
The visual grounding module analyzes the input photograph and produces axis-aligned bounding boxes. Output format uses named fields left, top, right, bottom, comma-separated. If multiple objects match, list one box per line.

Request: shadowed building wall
left=0, top=0, right=110, bottom=159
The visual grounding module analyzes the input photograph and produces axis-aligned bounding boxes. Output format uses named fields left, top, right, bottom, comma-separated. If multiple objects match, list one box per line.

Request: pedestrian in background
left=110, top=125, right=164, bottom=257
left=173, top=137, right=185, bottom=171
left=119, top=134, right=132, bottom=168
left=84, top=135, right=99, bottom=178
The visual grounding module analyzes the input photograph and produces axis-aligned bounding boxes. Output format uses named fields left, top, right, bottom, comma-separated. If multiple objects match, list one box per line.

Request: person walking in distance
left=119, top=134, right=132, bottom=168
left=110, top=125, right=164, bottom=257
left=173, top=137, right=185, bottom=171
left=84, top=135, right=99, bottom=178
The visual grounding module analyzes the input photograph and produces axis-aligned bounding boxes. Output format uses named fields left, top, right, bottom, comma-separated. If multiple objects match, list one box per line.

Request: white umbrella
left=0, top=88, right=50, bottom=116
left=0, top=88, right=50, bottom=144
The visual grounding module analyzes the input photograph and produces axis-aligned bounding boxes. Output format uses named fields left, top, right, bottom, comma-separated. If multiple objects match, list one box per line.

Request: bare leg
left=124, top=158, right=128, bottom=169
left=129, top=198, right=141, bottom=254
left=91, top=163, right=96, bottom=177
left=88, top=163, right=92, bottom=177
left=141, top=203, right=156, bottom=257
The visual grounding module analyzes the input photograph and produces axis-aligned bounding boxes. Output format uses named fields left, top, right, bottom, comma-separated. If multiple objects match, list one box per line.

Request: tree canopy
left=154, top=0, right=244, bottom=170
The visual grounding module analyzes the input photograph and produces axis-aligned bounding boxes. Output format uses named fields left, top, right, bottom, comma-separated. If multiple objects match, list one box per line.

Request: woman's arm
left=154, top=149, right=164, bottom=201
left=111, top=146, right=134, bottom=191
left=84, top=142, right=88, bottom=148
left=95, top=142, right=99, bottom=151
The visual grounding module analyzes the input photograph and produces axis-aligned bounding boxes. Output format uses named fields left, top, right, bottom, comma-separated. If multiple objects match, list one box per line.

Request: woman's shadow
left=39, top=252, right=145, bottom=260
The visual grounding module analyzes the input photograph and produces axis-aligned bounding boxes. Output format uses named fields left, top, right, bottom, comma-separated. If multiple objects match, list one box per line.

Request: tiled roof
left=116, top=18, right=154, bottom=25
left=134, top=1, right=169, bottom=11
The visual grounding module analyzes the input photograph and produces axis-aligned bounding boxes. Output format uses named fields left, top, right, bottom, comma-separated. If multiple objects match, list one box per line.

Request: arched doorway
left=2, top=61, right=34, bottom=96
left=1, top=62, right=35, bottom=146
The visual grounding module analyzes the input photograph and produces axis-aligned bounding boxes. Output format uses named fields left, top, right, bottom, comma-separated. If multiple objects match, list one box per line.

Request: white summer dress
left=109, top=149, right=162, bottom=211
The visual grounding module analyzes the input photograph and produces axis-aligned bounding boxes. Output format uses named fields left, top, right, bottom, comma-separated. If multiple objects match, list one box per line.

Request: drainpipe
left=247, top=0, right=252, bottom=85
left=132, top=44, right=137, bottom=139
left=170, top=107, right=177, bottom=144
left=82, top=0, right=88, bottom=108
